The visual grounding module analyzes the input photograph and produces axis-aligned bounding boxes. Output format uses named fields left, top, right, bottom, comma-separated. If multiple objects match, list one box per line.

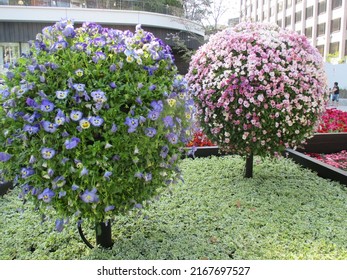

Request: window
left=0, top=43, right=20, bottom=72
left=317, top=23, right=326, bottom=36
left=306, top=6, right=313, bottom=19
left=295, top=11, right=302, bottom=23
left=318, top=0, right=327, bottom=15
left=317, top=45, right=324, bottom=56
left=286, top=0, right=292, bottom=8
left=270, top=6, right=274, bottom=16
left=277, top=1, right=283, bottom=12
left=329, top=42, right=339, bottom=54
left=277, top=19, right=283, bottom=27
left=331, top=18, right=341, bottom=33
left=305, top=27, right=313, bottom=38
left=285, top=15, right=291, bottom=27
left=295, top=0, right=302, bottom=4
left=332, top=0, right=342, bottom=10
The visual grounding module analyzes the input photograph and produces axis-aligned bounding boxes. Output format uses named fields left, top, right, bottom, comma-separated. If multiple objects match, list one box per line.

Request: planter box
left=187, top=146, right=220, bottom=158
left=286, top=133, right=347, bottom=186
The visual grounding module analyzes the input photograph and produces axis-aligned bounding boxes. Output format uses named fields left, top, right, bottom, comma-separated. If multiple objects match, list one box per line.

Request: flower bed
left=306, top=150, right=347, bottom=171
left=286, top=133, right=347, bottom=186
left=316, top=108, right=347, bottom=133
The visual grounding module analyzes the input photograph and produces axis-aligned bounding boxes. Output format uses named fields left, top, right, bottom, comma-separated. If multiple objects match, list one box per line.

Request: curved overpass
left=0, top=5, right=204, bottom=73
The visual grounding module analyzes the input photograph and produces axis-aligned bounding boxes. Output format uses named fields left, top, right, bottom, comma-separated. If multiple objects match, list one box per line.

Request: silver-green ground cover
left=1, top=155, right=347, bottom=260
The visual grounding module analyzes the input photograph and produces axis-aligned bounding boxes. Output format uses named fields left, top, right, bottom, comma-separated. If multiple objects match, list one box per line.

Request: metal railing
left=0, top=0, right=185, bottom=17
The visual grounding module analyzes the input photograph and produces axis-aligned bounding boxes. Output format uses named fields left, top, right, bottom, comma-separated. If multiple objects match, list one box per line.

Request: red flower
left=317, top=109, right=347, bottom=133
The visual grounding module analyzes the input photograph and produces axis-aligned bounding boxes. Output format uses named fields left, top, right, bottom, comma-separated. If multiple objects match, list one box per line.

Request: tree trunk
left=244, top=154, right=253, bottom=178
left=95, top=221, right=113, bottom=249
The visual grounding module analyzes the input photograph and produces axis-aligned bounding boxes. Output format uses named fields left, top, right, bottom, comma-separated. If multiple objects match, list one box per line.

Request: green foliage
left=1, top=156, right=347, bottom=260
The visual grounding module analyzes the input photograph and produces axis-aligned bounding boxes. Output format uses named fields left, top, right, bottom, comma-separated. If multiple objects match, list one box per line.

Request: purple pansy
left=26, top=98, right=39, bottom=109
left=147, top=110, right=160, bottom=120
left=38, top=188, right=55, bottom=203
left=21, top=167, right=35, bottom=178
left=70, top=110, right=83, bottom=121
left=80, top=188, right=99, bottom=203
left=0, top=152, right=12, bottom=162
left=149, top=84, right=156, bottom=91
left=80, top=167, right=88, bottom=176
left=160, top=145, right=169, bottom=158
left=40, top=99, right=55, bottom=112
left=166, top=132, right=178, bottom=144
left=124, top=117, right=139, bottom=133
left=104, top=205, right=115, bottom=212
left=150, top=100, right=163, bottom=112
left=162, top=115, right=174, bottom=127
left=111, top=123, right=118, bottom=133
left=103, top=171, right=112, bottom=180
left=56, top=90, right=69, bottom=99
left=145, top=127, right=157, bottom=137
left=143, top=173, right=152, bottom=181
left=42, top=121, right=58, bottom=133
left=21, top=183, right=32, bottom=195
left=64, top=137, right=80, bottom=149
left=23, top=124, right=40, bottom=134
left=58, top=191, right=66, bottom=198
left=55, top=110, right=66, bottom=126
left=41, top=147, right=56, bottom=159
left=73, top=83, right=85, bottom=92
left=90, top=116, right=104, bottom=127
left=55, top=219, right=64, bottom=232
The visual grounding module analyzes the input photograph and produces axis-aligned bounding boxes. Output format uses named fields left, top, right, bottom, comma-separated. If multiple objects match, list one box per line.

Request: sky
left=217, top=0, right=241, bottom=25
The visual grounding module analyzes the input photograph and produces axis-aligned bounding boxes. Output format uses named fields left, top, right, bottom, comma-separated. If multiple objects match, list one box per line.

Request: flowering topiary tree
left=0, top=19, right=194, bottom=247
left=186, top=22, right=328, bottom=177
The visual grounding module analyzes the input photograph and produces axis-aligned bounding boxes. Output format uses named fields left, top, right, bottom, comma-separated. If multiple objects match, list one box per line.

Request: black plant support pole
left=77, top=219, right=113, bottom=249
left=244, top=153, right=253, bottom=178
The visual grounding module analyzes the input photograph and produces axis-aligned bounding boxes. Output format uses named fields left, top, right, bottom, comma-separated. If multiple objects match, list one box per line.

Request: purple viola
left=145, top=127, right=157, bottom=138
left=73, top=83, right=85, bottom=92
left=0, top=152, right=12, bottom=162
left=70, top=110, right=83, bottom=121
left=21, top=167, right=35, bottom=178
left=40, top=99, right=55, bottom=112
left=147, top=110, right=160, bottom=121
left=150, top=100, right=163, bottom=112
left=166, top=132, right=178, bottom=144
left=124, top=117, right=139, bottom=133
left=23, top=124, right=40, bottom=135
left=162, top=115, right=174, bottom=128
left=38, top=188, right=55, bottom=203
left=104, top=205, right=115, bottom=212
left=42, top=121, right=58, bottom=133
left=55, top=110, right=66, bottom=126
left=80, top=188, right=99, bottom=203
left=41, top=147, right=56, bottom=159
left=90, top=116, right=104, bottom=127
left=56, top=90, right=69, bottom=99
left=91, top=90, right=107, bottom=103
left=64, top=137, right=80, bottom=149
left=160, top=145, right=169, bottom=158
left=55, top=219, right=64, bottom=232
left=103, top=171, right=112, bottom=181
left=26, top=98, right=39, bottom=109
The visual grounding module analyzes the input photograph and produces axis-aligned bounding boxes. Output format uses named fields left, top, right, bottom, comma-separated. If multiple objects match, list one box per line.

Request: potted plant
left=0, top=19, right=194, bottom=248
left=186, top=22, right=328, bottom=177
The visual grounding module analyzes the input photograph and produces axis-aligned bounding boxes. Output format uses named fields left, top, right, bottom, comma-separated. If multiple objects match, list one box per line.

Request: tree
left=186, top=22, right=328, bottom=178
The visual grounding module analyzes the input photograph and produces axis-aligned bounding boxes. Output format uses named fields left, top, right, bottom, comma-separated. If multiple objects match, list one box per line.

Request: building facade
left=0, top=1, right=204, bottom=74
left=240, top=0, right=347, bottom=62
